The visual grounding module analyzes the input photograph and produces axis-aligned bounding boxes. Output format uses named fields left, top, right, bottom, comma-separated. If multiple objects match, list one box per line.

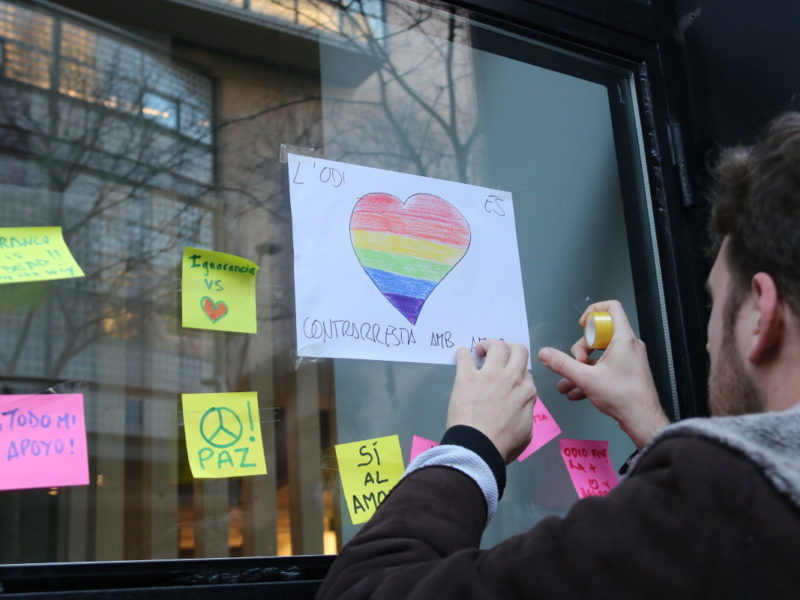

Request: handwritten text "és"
left=484, top=195, right=506, bottom=217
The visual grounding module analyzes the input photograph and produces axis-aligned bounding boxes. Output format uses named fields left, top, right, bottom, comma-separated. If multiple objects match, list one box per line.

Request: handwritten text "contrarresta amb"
left=303, top=317, right=417, bottom=347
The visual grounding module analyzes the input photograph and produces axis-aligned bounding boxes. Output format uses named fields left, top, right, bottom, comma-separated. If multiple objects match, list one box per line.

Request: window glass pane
left=0, top=0, right=670, bottom=563
left=318, top=7, right=649, bottom=546
left=141, top=91, right=178, bottom=129
left=0, top=1, right=53, bottom=90
left=248, top=0, right=303, bottom=25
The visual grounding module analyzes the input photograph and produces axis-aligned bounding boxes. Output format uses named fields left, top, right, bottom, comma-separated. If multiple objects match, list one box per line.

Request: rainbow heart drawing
left=350, top=192, right=471, bottom=325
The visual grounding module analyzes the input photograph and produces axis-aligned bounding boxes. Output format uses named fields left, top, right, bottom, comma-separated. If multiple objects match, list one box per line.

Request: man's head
left=706, top=112, right=800, bottom=415
left=706, top=239, right=767, bottom=415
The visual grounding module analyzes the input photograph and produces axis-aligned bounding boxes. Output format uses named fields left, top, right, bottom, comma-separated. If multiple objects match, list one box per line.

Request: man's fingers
left=505, top=343, right=530, bottom=375
left=570, top=337, right=592, bottom=363
left=566, top=387, right=587, bottom=401
left=538, top=346, right=589, bottom=384
left=556, top=376, right=587, bottom=400
left=579, top=300, right=634, bottom=338
left=556, top=377, right=576, bottom=395
left=455, top=347, right=476, bottom=373
left=477, top=339, right=510, bottom=370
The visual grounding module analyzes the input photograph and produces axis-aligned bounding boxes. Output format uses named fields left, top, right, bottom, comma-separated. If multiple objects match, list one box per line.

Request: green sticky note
left=335, top=435, right=405, bottom=525
left=181, top=246, right=259, bottom=333
left=181, top=392, right=268, bottom=479
left=0, top=227, right=84, bottom=284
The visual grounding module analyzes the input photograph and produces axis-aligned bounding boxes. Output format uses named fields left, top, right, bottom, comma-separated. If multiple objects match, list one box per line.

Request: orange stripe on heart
left=201, top=297, right=228, bottom=322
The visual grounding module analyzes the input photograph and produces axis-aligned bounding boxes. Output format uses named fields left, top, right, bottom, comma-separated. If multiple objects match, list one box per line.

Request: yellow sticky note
left=0, top=227, right=84, bottom=284
left=181, top=246, right=259, bottom=333
left=181, top=392, right=267, bottom=478
left=335, top=435, right=405, bottom=525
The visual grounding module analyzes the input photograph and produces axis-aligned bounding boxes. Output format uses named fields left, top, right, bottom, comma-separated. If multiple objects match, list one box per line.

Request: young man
left=316, top=113, right=800, bottom=599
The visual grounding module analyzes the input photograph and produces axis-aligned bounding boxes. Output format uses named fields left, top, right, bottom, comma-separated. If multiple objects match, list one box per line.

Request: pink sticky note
left=0, top=394, right=89, bottom=491
left=559, top=438, right=620, bottom=499
left=517, top=396, right=562, bottom=461
left=409, top=435, right=439, bottom=462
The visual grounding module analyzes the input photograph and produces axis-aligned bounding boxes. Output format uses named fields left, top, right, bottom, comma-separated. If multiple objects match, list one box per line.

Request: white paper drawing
left=288, top=153, right=530, bottom=365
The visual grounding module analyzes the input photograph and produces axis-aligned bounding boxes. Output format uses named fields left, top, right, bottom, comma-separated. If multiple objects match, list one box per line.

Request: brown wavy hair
left=709, top=112, right=800, bottom=321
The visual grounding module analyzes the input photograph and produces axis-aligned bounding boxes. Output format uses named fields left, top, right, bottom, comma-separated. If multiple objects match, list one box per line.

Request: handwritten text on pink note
left=0, top=394, right=89, bottom=491
left=559, top=438, right=620, bottom=499
left=517, top=397, right=562, bottom=461
left=409, top=435, right=439, bottom=463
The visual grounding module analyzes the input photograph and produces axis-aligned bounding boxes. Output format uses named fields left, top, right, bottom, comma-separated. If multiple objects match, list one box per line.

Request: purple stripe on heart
left=383, top=294, right=426, bottom=325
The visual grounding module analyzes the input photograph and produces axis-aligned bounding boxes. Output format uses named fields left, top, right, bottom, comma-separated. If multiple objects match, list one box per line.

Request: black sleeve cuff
left=441, top=425, right=506, bottom=499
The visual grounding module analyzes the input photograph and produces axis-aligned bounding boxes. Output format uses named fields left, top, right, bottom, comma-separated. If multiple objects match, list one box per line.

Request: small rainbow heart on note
left=350, top=193, right=470, bottom=325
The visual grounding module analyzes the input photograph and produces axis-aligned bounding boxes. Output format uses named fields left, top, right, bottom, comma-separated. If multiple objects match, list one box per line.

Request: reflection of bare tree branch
left=214, top=186, right=289, bottom=223
left=0, top=31, right=218, bottom=379
left=2, top=309, right=36, bottom=373
left=374, top=66, right=427, bottom=175
left=298, top=1, right=483, bottom=180
left=1, top=0, right=485, bottom=381
left=215, top=96, right=322, bottom=130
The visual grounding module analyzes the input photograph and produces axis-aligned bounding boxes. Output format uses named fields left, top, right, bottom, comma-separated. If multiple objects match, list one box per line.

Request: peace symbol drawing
left=349, top=192, right=471, bottom=325
left=199, top=406, right=244, bottom=448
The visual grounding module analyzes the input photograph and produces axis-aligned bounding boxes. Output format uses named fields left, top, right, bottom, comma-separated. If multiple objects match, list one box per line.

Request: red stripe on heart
left=201, top=297, right=228, bottom=322
left=349, top=192, right=471, bottom=247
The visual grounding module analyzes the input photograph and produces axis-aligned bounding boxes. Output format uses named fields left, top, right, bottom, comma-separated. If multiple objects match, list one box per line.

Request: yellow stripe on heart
left=351, top=229, right=466, bottom=266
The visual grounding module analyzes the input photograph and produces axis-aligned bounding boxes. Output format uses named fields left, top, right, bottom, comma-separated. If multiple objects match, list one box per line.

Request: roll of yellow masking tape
left=584, top=311, right=613, bottom=349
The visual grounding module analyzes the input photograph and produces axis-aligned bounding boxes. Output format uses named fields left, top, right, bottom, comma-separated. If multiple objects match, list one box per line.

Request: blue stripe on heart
left=363, top=268, right=437, bottom=300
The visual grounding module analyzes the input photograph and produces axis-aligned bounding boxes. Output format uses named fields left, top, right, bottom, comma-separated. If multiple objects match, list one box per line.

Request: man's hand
left=537, top=300, right=669, bottom=448
left=446, top=340, right=537, bottom=463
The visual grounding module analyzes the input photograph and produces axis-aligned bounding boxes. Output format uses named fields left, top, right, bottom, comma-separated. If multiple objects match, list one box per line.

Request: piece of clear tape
left=177, top=405, right=283, bottom=427
left=279, top=143, right=323, bottom=163
left=573, top=295, right=595, bottom=315
left=293, top=347, right=327, bottom=370
left=40, top=380, right=89, bottom=395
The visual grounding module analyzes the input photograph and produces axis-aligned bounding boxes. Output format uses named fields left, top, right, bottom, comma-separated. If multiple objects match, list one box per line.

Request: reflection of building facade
left=0, top=0, right=487, bottom=564
left=0, top=0, right=219, bottom=563
left=213, top=0, right=384, bottom=37
left=0, top=0, right=401, bottom=563
left=0, top=0, right=214, bottom=388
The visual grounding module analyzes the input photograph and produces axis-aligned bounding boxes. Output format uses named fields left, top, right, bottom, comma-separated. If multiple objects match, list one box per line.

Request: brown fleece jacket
left=317, top=413, right=800, bottom=599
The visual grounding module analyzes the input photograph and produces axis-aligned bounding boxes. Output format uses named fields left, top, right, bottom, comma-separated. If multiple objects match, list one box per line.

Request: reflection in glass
left=142, top=92, right=178, bottom=130
left=0, top=0, right=659, bottom=565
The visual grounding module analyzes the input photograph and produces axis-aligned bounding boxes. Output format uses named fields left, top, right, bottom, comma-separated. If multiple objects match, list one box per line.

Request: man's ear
left=748, top=272, right=783, bottom=363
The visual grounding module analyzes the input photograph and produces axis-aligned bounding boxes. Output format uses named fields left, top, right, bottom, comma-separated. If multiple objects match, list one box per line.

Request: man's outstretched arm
left=317, top=308, right=675, bottom=598
left=316, top=435, right=741, bottom=599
